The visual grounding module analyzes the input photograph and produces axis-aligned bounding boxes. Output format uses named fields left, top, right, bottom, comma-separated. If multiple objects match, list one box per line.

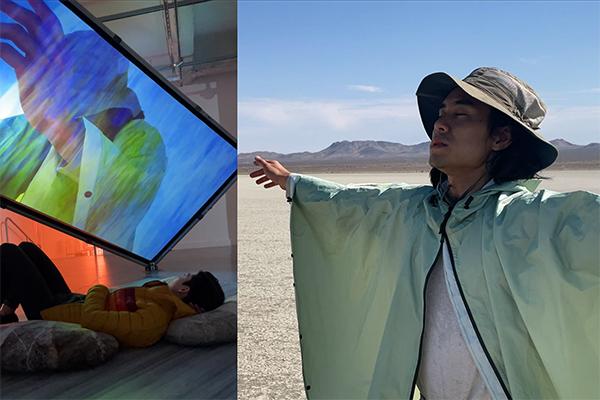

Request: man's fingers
left=0, top=22, right=37, bottom=59
left=28, top=0, right=64, bottom=43
left=255, top=155, right=271, bottom=167
left=0, top=42, right=26, bottom=75
left=249, top=168, right=265, bottom=178
left=255, top=176, right=269, bottom=185
left=255, top=155, right=283, bottom=172
left=0, top=1, right=41, bottom=39
left=264, top=181, right=278, bottom=189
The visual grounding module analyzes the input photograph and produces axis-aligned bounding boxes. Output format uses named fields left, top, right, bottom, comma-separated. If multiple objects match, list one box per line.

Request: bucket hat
left=416, top=67, right=558, bottom=170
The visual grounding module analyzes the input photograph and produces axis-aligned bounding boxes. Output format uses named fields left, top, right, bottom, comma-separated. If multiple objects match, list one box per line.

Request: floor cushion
left=165, top=300, right=237, bottom=346
left=1, top=320, right=119, bottom=372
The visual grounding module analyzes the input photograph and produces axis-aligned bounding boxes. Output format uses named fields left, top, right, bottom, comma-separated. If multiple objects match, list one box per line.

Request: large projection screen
left=0, top=0, right=237, bottom=265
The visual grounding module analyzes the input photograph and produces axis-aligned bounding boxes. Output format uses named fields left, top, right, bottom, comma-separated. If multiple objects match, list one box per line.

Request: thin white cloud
left=239, top=96, right=425, bottom=152
left=347, top=84, right=383, bottom=93
left=239, top=97, right=600, bottom=153
left=573, top=87, right=600, bottom=94
left=541, top=105, right=600, bottom=143
left=546, top=87, right=600, bottom=97
left=240, top=97, right=413, bottom=130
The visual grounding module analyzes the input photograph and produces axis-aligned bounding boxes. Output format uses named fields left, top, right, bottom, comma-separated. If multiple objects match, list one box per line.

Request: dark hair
left=182, top=271, right=225, bottom=312
left=430, top=108, right=546, bottom=187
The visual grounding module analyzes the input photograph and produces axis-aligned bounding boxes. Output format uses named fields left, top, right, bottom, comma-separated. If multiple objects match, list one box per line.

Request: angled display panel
left=0, top=0, right=237, bottom=265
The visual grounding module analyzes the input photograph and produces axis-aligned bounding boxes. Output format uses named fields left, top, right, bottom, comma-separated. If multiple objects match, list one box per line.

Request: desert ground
left=238, top=170, right=600, bottom=399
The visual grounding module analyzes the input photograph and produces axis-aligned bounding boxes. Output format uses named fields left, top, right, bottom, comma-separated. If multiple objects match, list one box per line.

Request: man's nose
left=433, top=116, right=448, bottom=134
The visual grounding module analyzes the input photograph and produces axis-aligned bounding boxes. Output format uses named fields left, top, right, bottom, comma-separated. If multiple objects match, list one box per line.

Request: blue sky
left=239, top=1, right=600, bottom=153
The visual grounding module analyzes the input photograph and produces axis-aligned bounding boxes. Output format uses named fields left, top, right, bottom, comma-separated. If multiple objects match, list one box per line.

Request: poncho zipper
left=441, top=222, right=513, bottom=400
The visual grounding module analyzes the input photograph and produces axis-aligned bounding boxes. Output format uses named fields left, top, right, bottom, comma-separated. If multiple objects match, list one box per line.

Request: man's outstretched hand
left=0, top=0, right=84, bottom=162
left=250, top=156, right=290, bottom=190
left=0, top=0, right=137, bottom=163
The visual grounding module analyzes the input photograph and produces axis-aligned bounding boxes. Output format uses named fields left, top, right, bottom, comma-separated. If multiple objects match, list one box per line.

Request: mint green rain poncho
left=290, top=174, right=599, bottom=399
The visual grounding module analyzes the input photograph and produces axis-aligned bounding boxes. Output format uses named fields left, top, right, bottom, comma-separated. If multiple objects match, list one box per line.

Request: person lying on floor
left=0, top=242, right=225, bottom=347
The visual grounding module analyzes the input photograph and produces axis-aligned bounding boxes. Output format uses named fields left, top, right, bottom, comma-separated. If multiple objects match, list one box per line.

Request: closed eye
left=437, top=112, right=468, bottom=118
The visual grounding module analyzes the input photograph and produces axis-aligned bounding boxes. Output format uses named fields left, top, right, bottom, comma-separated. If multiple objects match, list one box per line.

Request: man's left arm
left=542, top=190, right=599, bottom=396
left=504, top=190, right=600, bottom=398
left=544, top=190, right=600, bottom=276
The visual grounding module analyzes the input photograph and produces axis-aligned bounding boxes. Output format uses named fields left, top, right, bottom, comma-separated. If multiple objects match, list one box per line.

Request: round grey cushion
left=165, top=301, right=236, bottom=346
left=1, top=320, right=119, bottom=372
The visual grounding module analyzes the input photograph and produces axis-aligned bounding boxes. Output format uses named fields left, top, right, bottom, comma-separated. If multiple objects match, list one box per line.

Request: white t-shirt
left=417, top=253, right=491, bottom=399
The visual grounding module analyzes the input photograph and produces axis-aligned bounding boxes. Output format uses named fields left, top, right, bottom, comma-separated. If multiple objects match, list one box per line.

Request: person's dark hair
left=430, top=108, right=546, bottom=187
left=182, top=271, right=225, bottom=312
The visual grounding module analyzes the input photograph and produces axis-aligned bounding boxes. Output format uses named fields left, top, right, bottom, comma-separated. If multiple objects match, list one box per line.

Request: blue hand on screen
left=0, top=0, right=139, bottom=161
left=0, top=0, right=82, bottom=159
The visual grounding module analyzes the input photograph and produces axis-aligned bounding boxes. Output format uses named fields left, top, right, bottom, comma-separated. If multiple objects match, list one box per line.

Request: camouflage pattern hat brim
left=416, top=68, right=558, bottom=171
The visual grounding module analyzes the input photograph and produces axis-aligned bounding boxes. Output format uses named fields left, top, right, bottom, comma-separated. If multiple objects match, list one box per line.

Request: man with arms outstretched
left=251, top=67, right=599, bottom=399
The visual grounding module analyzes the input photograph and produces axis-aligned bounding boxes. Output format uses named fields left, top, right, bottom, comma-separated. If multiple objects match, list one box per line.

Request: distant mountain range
left=239, top=139, right=599, bottom=169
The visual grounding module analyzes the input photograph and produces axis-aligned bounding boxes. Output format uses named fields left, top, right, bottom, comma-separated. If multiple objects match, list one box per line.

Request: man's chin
left=428, top=155, right=443, bottom=169
left=428, top=156, right=451, bottom=176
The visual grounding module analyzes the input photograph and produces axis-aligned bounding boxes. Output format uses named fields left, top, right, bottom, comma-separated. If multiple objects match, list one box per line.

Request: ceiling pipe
left=173, top=0, right=184, bottom=82
left=162, top=0, right=179, bottom=82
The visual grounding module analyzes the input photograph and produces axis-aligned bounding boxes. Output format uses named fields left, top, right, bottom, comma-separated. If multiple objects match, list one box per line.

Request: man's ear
left=491, top=126, right=512, bottom=151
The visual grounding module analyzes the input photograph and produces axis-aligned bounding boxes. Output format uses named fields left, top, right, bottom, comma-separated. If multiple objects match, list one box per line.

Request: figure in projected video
left=0, top=0, right=166, bottom=249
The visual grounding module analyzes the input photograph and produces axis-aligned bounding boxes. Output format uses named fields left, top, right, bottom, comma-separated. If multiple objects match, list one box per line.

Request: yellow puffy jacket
left=41, top=281, right=196, bottom=347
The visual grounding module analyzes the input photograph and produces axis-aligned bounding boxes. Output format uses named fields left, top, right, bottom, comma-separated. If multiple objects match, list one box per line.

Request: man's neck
left=445, top=168, right=490, bottom=202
